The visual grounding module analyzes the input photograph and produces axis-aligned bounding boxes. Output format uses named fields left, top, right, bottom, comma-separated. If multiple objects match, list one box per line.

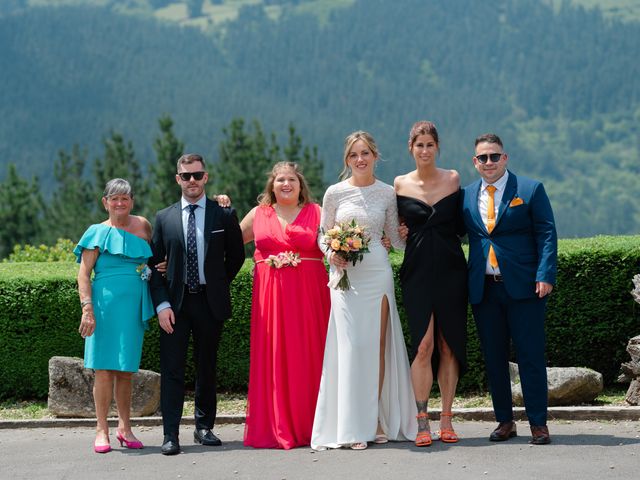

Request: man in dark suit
left=150, top=153, right=244, bottom=455
left=461, top=134, right=557, bottom=445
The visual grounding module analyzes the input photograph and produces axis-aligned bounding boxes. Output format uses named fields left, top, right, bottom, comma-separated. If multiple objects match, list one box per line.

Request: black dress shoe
left=194, top=428, right=222, bottom=446
left=161, top=435, right=180, bottom=455
left=530, top=425, right=551, bottom=445
left=489, top=421, right=517, bottom=441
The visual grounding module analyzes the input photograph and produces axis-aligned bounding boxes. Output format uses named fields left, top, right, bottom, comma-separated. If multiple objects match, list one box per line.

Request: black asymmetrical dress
left=397, top=190, right=468, bottom=374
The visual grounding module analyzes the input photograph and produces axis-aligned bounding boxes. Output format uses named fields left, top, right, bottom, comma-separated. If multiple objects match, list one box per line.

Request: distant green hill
left=1, top=0, right=639, bottom=237
left=548, top=0, right=640, bottom=22
left=12, top=0, right=640, bottom=24
left=3, top=0, right=357, bottom=27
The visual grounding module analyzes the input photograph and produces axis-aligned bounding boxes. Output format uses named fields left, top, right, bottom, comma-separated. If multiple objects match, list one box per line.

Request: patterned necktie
left=186, top=204, right=199, bottom=290
left=486, top=185, right=499, bottom=269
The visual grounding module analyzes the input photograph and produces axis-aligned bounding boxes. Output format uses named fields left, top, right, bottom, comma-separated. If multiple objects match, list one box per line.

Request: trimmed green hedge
left=545, top=236, right=640, bottom=384
left=1, top=235, right=639, bottom=400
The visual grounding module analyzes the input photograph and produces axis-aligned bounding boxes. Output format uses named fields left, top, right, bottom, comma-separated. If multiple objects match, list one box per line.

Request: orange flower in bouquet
left=322, top=219, right=370, bottom=290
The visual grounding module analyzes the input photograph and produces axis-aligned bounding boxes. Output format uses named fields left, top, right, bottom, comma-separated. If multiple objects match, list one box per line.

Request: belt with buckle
left=486, top=274, right=503, bottom=282
left=185, top=285, right=206, bottom=294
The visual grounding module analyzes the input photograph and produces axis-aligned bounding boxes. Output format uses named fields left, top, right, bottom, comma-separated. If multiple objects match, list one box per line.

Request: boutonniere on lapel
left=509, top=196, right=524, bottom=207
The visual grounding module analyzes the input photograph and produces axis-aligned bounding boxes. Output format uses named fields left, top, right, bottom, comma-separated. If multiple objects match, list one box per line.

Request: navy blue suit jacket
left=461, top=171, right=557, bottom=304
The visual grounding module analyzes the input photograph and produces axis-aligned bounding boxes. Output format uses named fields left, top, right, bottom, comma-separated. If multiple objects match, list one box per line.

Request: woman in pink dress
left=240, top=162, right=331, bottom=449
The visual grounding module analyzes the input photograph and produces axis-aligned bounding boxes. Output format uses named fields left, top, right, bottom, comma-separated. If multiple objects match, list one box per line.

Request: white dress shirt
left=478, top=171, right=509, bottom=275
left=157, top=195, right=208, bottom=314
left=181, top=195, right=207, bottom=285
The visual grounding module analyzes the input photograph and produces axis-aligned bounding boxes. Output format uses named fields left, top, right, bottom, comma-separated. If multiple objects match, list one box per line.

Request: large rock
left=617, top=335, right=640, bottom=405
left=510, top=362, right=603, bottom=406
left=48, top=356, right=160, bottom=417
left=624, top=379, right=640, bottom=405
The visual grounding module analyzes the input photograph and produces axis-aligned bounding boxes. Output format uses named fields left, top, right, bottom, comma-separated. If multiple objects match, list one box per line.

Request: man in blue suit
left=461, top=133, right=557, bottom=445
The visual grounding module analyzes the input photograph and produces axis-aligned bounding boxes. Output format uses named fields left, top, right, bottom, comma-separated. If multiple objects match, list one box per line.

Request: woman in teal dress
left=75, top=178, right=155, bottom=453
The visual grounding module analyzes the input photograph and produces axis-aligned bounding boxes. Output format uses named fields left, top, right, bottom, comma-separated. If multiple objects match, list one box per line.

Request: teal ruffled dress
left=74, top=224, right=155, bottom=372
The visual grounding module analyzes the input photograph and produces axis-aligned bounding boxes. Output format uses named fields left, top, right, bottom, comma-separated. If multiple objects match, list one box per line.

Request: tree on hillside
left=94, top=132, right=146, bottom=215
left=283, top=123, right=325, bottom=202
left=42, top=145, right=95, bottom=244
left=210, top=118, right=277, bottom=220
left=211, top=119, right=325, bottom=219
left=148, top=0, right=173, bottom=8
left=0, top=0, right=25, bottom=16
left=146, top=115, right=185, bottom=218
left=0, top=164, right=44, bottom=259
left=186, top=0, right=204, bottom=18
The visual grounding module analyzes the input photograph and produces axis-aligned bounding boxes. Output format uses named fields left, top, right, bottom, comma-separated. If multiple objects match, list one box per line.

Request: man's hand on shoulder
left=213, top=194, right=231, bottom=208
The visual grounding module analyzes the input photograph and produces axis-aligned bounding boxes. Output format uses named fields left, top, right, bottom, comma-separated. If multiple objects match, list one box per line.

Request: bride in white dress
left=311, top=131, right=417, bottom=450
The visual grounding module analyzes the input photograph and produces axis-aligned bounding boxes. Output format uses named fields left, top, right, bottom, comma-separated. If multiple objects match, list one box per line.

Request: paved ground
left=2, top=420, right=639, bottom=480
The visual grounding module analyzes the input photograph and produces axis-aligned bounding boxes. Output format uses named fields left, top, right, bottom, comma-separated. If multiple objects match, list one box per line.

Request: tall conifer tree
left=146, top=115, right=185, bottom=218
left=211, top=118, right=276, bottom=219
left=0, top=164, right=44, bottom=258
left=94, top=132, right=145, bottom=214
left=283, top=123, right=325, bottom=202
left=43, top=145, right=95, bottom=244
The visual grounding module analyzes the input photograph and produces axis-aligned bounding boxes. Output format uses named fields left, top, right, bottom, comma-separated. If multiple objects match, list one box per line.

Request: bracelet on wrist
left=80, top=300, right=92, bottom=308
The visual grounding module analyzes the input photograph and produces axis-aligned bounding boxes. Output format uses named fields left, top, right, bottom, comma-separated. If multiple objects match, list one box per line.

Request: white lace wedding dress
left=311, top=179, right=417, bottom=449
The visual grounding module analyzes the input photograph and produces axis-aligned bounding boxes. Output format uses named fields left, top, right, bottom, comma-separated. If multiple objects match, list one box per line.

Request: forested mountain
left=1, top=0, right=639, bottom=237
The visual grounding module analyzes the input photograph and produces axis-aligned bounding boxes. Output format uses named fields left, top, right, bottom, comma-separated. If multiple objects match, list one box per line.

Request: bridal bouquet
left=322, top=219, right=370, bottom=290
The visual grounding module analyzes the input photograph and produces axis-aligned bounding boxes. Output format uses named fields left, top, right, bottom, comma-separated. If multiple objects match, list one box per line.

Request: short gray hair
left=103, top=178, right=133, bottom=198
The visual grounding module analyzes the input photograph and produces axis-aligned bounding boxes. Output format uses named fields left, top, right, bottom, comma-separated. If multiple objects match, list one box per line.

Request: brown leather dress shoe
left=489, top=421, right=517, bottom=441
left=530, top=425, right=551, bottom=445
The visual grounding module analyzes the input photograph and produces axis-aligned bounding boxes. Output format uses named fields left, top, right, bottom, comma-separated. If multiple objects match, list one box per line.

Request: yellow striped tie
left=486, top=185, right=498, bottom=269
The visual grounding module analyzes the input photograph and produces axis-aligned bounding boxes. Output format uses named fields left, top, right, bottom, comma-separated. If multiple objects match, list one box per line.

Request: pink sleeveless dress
left=244, top=203, right=330, bottom=449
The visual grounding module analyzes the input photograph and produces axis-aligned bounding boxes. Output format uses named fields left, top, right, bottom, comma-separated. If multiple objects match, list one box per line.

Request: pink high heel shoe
left=94, top=440, right=112, bottom=454
left=116, top=432, right=144, bottom=449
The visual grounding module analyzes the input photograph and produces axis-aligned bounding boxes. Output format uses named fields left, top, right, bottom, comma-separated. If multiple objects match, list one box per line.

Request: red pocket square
left=509, top=197, right=524, bottom=207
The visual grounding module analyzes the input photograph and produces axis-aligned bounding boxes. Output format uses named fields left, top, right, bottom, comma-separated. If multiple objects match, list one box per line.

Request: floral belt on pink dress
left=255, top=251, right=323, bottom=269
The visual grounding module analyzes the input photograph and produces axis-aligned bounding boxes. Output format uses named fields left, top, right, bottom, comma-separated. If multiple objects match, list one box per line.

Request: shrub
left=4, top=239, right=76, bottom=262
left=0, top=235, right=638, bottom=400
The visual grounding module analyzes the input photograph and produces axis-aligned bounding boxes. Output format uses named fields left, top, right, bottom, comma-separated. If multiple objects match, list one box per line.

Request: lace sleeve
left=384, top=188, right=405, bottom=250
left=318, top=185, right=337, bottom=258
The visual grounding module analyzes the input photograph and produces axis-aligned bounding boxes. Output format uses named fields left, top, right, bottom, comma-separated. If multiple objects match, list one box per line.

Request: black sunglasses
left=475, top=153, right=503, bottom=164
left=178, top=171, right=205, bottom=181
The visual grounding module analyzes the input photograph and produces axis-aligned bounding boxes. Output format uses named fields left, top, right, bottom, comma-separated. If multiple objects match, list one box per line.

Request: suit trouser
left=160, top=290, right=223, bottom=436
left=472, top=279, right=548, bottom=426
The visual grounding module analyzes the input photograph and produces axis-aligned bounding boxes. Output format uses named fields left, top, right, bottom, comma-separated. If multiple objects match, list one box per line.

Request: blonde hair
left=339, top=130, right=380, bottom=180
left=257, top=162, right=312, bottom=206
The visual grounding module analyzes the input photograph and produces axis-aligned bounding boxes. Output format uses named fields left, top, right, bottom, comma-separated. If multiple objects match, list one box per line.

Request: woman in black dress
left=394, top=121, right=467, bottom=446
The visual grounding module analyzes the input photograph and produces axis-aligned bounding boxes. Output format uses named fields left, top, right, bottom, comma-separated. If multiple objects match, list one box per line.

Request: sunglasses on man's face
left=178, top=171, right=205, bottom=181
left=475, top=153, right=503, bottom=164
